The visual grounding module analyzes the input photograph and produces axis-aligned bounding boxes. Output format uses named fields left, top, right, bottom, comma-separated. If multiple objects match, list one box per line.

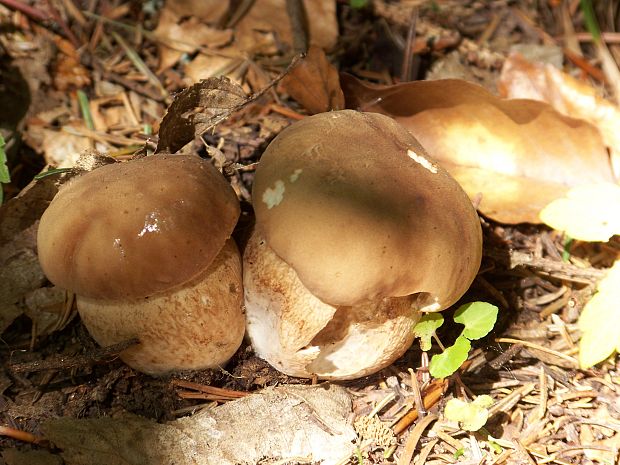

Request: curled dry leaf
left=499, top=52, right=620, bottom=179
left=153, top=8, right=233, bottom=72
left=43, top=384, right=356, bottom=465
left=156, top=77, right=247, bottom=153
left=234, top=0, right=338, bottom=53
left=281, top=45, right=344, bottom=114
left=342, top=74, right=615, bottom=224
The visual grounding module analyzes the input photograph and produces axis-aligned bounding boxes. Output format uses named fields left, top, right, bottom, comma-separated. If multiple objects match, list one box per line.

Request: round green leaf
left=429, top=335, right=471, bottom=379
left=412, top=313, right=444, bottom=351
left=453, top=302, right=498, bottom=340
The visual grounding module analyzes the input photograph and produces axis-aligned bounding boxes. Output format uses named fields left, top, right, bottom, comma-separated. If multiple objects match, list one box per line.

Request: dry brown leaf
left=234, top=0, right=337, bottom=53
left=51, top=37, right=90, bottom=91
left=165, top=0, right=229, bottom=24
left=183, top=52, right=242, bottom=85
left=281, top=45, right=344, bottom=114
left=0, top=176, right=58, bottom=334
left=500, top=52, right=620, bottom=179
left=342, top=74, right=615, bottom=224
left=154, top=8, right=233, bottom=72
left=156, top=77, right=247, bottom=153
left=25, top=125, right=92, bottom=168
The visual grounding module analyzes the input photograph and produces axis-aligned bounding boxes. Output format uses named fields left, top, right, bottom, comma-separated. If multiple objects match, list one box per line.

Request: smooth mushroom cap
left=37, top=154, right=240, bottom=300
left=244, top=228, right=420, bottom=380
left=252, top=110, right=482, bottom=308
left=78, top=239, right=244, bottom=375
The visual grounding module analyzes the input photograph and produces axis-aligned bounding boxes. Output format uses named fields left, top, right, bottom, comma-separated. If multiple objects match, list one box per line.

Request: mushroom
left=37, top=154, right=244, bottom=375
left=244, top=110, right=482, bottom=380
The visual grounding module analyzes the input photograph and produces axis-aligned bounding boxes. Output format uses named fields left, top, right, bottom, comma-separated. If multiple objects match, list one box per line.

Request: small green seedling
left=349, top=0, right=368, bottom=8
left=413, top=301, right=498, bottom=378
left=0, top=134, right=9, bottom=204
left=444, top=395, right=494, bottom=431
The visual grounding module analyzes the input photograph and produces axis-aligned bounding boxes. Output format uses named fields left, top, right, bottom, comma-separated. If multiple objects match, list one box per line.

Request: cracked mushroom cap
left=37, top=154, right=240, bottom=300
left=252, top=110, right=482, bottom=310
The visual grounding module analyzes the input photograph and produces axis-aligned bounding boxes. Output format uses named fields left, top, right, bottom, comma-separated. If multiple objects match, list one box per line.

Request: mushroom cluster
left=244, top=110, right=482, bottom=380
left=37, top=154, right=244, bottom=375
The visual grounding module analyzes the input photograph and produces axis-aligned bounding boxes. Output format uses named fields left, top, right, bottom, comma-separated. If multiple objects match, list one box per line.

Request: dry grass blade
left=495, top=338, right=579, bottom=367
left=397, top=414, right=437, bottom=465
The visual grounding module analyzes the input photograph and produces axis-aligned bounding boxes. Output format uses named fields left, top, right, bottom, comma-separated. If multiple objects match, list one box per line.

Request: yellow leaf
left=540, top=183, right=620, bottom=242
left=578, top=260, right=620, bottom=368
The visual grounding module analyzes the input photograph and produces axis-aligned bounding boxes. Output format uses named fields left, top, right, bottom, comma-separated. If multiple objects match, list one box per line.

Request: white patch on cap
left=289, top=169, right=302, bottom=183
left=407, top=149, right=438, bottom=173
left=262, top=180, right=286, bottom=209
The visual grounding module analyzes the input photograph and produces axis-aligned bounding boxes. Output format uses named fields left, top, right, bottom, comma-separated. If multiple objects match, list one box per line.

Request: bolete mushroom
left=37, top=154, right=244, bottom=375
left=244, top=110, right=482, bottom=380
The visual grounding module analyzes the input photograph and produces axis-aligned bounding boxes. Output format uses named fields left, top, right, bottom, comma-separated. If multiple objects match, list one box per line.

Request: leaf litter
left=1, top=1, right=620, bottom=465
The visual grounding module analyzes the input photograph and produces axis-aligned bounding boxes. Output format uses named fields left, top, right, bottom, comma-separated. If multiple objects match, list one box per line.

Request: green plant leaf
left=444, top=395, right=493, bottom=431
left=453, top=302, right=498, bottom=340
left=412, top=313, right=444, bottom=351
left=349, top=0, right=368, bottom=8
left=429, top=335, right=471, bottom=379
left=578, top=260, right=620, bottom=368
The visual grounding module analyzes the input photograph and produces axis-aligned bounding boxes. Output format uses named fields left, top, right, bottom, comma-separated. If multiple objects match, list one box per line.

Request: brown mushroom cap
left=252, top=110, right=482, bottom=309
left=37, top=154, right=240, bottom=300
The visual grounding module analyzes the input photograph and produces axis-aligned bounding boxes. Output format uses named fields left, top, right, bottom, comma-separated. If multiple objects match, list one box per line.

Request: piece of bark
left=43, top=384, right=357, bottom=465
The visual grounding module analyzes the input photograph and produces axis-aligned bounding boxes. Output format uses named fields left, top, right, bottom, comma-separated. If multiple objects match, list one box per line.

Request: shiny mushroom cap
left=37, top=154, right=240, bottom=300
left=252, top=110, right=482, bottom=310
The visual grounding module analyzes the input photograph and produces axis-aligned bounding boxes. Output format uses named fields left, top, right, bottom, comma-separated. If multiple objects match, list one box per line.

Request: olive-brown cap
left=252, top=110, right=482, bottom=308
left=37, top=154, right=240, bottom=300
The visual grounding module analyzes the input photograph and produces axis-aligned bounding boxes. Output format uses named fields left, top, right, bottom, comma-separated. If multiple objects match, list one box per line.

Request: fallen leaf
left=156, top=77, right=247, bottom=153
left=578, top=260, right=620, bottom=368
left=164, top=0, right=229, bottom=24
left=2, top=449, right=62, bottom=465
left=539, top=183, right=620, bottom=242
left=499, top=52, right=620, bottom=179
left=0, top=176, right=58, bottom=334
left=183, top=52, right=242, bottom=85
left=444, top=395, right=493, bottom=431
left=234, top=0, right=338, bottom=53
left=154, top=8, right=233, bottom=71
left=50, top=37, right=91, bottom=91
left=342, top=74, right=615, bottom=224
left=43, top=384, right=356, bottom=465
left=282, top=45, right=344, bottom=114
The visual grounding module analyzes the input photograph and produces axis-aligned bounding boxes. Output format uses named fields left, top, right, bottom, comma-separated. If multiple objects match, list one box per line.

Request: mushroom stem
left=78, top=239, right=244, bottom=375
left=244, top=229, right=421, bottom=380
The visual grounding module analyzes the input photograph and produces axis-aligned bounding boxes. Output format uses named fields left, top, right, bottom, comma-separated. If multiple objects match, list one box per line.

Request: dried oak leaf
left=43, top=384, right=356, bottom=465
left=342, top=74, right=615, bottom=224
left=153, top=8, right=233, bottom=72
left=499, top=52, right=620, bottom=179
left=156, top=77, right=247, bottom=154
left=282, top=45, right=344, bottom=114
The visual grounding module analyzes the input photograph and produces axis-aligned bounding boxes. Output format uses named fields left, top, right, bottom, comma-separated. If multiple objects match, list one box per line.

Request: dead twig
left=0, top=425, right=47, bottom=445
